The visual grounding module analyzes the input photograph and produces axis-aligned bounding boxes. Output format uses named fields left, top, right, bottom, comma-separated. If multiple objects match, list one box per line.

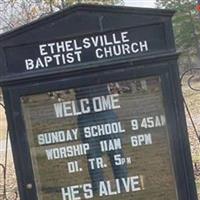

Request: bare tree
left=0, top=0, right=124, bottom=33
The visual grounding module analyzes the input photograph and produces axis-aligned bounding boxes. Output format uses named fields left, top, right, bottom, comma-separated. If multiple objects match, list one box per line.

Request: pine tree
left=156, top=0, right=200, bottom=70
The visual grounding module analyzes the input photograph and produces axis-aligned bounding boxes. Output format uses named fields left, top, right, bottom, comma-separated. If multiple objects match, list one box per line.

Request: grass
left=197, top=182, right=200, bottom=198
left=193, top=155, right=200, bottom=162
left=0, top=134, right=5, bottom=140
left=0, top=127, right=7, bottom=140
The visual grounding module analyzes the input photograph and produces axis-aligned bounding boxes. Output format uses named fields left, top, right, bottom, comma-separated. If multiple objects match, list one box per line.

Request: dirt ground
left=182, top=78, right=200, bottom=198
left=0, top=79, right=200, bottom=200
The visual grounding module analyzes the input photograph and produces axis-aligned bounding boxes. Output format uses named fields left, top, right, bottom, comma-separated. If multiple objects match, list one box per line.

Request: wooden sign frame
left=0, top=4, right=197, bottom=200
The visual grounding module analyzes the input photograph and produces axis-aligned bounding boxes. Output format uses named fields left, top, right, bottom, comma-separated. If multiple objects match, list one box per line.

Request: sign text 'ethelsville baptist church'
left=25, top=31, right=148, bottom=70
left=5, top=23, right=165, bottom=73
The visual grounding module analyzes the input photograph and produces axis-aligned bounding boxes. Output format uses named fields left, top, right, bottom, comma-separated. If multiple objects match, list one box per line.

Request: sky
left=124, top=0, right=156, bottom=8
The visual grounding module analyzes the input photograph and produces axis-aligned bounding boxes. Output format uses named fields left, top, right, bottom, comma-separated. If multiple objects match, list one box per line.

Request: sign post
left=0, top=4, right=198, bottom=200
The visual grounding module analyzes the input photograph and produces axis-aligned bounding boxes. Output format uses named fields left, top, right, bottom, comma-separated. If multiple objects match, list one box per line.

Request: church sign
left=0, top=4, right=197, bottom=200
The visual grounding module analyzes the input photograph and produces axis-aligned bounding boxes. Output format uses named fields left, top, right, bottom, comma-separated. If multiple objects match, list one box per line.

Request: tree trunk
left=61, top=0, right=65, bottom=8
left=187, top=53, right=192, bottom=71
left=49, top=0, right=54, bottom=13
left=188, top=5, right=200, bottom=59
